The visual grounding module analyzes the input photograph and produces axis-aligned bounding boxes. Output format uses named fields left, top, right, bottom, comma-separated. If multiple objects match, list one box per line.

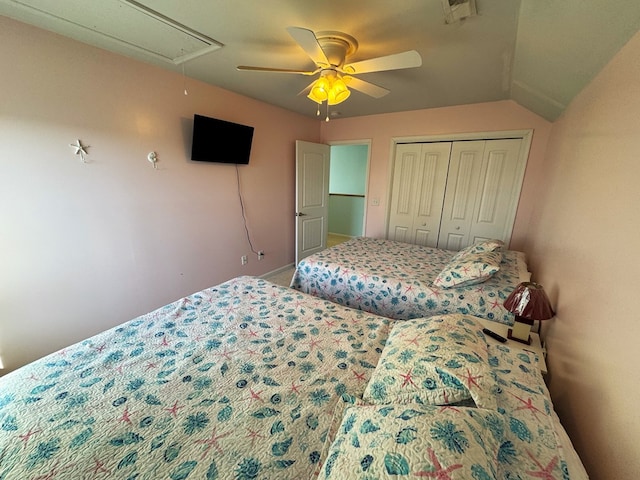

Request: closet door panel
left=387, top=145, right=421, bottom=243
left=413, top=144, right=451, bottom=246
left=438, top=233, right=465, bottom=251
left=413, top=227, right=437, bottom=246
left=390, top=225, right=411, bottom=244
left=469, top=139, right=523, bottom=242
left=388, top=143, right=450, bottom=247
left=437, top=141, right=485, bottom=248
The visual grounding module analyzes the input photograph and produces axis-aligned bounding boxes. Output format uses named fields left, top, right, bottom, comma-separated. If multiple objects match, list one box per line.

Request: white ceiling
left=2, top=0, right=640, bottom=121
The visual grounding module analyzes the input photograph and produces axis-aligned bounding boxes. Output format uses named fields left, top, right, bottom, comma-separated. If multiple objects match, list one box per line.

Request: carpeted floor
left=265, top=266, right=296, bottom=287
left=264, top=234, right=351, bottom=287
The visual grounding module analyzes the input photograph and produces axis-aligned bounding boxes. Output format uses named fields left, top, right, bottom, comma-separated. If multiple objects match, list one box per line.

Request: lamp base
left=507, top=328, right=531, bottom=345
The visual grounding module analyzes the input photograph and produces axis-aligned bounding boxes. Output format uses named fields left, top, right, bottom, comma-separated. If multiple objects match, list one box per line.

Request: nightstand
left=476, top=318, right=547, bottom=374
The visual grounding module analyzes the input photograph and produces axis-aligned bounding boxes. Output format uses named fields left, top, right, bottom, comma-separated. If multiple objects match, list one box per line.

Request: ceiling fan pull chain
left=325, top=102, right=330, bottom=122
left=181, top=62, right=188, bottom=96
left=316, top=103, right=321, bottom=116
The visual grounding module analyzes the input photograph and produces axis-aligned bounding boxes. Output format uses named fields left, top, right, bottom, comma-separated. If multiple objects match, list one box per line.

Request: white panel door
left=387, top=144, right=421, bottom=244
left=295, top=140, right=330, bottom=264
left=437, top=141, right=486, bottom=250
left=468, top=139, right=524, bottom=242
left=387, top=143, right=451, bottom=247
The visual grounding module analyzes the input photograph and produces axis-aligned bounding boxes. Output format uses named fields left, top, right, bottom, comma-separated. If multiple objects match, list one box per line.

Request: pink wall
left=0, top=17, right=319, bottom=372
left=525, top=30, right=640, bottom=480
left=320, top=101, right=552, bottom=251
left=4, top=12, right=638, bottom=477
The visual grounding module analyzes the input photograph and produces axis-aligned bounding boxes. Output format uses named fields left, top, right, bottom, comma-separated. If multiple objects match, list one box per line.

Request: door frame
left=385, top=129, right=533, bottom=245
left=327, top=139, right=372, bottom=238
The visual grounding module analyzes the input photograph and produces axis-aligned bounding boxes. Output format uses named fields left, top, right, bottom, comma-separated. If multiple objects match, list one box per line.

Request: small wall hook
left=147, top=151, right=158, bottom=169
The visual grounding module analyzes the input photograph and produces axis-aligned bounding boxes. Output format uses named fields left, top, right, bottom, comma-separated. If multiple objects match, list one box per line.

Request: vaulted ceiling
left=2, top=0, right=639, bottom=121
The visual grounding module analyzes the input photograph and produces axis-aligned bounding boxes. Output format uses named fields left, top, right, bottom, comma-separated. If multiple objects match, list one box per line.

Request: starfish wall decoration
left=69, top=139, right=89, bottom=162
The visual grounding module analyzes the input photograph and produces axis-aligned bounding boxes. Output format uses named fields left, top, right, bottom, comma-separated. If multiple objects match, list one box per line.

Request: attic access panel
left=441, top=0, right=477, bottom=24
left=5, top=0, right=222, bottom=64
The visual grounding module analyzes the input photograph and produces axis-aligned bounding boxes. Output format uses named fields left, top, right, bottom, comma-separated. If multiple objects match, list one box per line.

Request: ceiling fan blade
left=346, top=77, right=390, bottom=98
left=237, top=65, right=319, bottom=75
left=344, top=50, right=422, bottom=74
left=297, top=80, right=315, bottom=96
left=286, top=26, right=330, bottom=66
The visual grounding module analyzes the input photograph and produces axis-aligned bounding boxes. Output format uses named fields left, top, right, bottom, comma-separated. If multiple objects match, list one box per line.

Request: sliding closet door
left=387, top=143, right=451, bottom=247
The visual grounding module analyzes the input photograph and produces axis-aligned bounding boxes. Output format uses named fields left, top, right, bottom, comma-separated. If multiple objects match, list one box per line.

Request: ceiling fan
left=237, top=27, right=422, bottom=112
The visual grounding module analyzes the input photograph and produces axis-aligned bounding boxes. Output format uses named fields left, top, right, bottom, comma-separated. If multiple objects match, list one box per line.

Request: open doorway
left=328, top=143, right=369, bottom=246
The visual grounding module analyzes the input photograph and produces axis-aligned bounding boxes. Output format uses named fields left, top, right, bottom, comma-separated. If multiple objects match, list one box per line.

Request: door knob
left=295, top=212, right=307, bottom=217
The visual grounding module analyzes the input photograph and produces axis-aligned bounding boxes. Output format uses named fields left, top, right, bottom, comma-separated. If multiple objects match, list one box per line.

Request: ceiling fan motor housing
left=315, top=31, right=358, bottom=67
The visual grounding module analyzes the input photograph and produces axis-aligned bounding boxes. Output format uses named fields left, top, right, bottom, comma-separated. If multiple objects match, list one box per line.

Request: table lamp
left=503, top=281, right=555, bottom=345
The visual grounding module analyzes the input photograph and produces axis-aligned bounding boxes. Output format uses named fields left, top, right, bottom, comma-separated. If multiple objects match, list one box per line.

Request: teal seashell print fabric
left=290, top=237, right=528, bottom=324
left=362, top=315, right=497, bottom=409
left=320, top=341, right=584, bottom=479
left=319, top=403, right=569, bottom=479
left=0, top=276, right=586, bottom=480
left=0, top=276, right=392, bottom=480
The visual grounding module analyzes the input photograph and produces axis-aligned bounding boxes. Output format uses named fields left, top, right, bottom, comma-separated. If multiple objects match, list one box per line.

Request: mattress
left=291, top=237, right=529, bottom=324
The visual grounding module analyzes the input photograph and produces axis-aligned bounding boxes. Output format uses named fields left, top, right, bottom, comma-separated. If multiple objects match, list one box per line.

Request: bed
left=0, top=276, right=587, bottom=479
left=291, top=237, right=530, bottom=324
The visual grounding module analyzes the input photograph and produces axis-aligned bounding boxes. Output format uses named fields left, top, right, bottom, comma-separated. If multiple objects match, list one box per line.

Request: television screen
left=190, top=114, right=254, bottom=164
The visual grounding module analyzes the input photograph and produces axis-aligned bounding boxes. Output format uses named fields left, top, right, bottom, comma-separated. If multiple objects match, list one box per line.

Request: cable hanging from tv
left=235, top=164, right=258, bottom=255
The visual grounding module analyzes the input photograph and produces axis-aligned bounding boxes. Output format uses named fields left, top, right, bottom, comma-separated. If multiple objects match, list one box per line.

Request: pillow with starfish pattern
left=319, top=402, right=570, bottom=480
left=319, top=404, right=500, bottom=479
left=362, top=314, right=496, bottom=409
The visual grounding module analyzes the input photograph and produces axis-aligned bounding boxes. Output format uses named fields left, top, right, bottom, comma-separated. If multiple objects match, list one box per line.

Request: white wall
left=0, top=17, right=320, bottom=373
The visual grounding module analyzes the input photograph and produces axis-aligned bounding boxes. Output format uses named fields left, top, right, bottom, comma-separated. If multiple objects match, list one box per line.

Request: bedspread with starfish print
left=0, top=276, right=392, bottom=480
left=291, top=237, right=529, bottom=325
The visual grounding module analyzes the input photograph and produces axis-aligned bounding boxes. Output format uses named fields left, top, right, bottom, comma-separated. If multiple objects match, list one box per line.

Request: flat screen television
left=190, top=114, right=254, bottom=164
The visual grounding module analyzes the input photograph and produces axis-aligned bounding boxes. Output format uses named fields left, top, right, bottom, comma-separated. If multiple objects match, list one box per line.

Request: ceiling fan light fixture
left=327, top=78, right=351, bottom=105
left=238, top=27, right=423, bottom=114
left=308, top=77, right=330, bottom=103
left=307, top=91, right=324, bottom=104
left=308, top=71, right=351, bottom=106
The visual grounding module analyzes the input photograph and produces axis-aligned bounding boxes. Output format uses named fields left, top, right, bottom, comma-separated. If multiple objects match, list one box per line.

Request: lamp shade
left=503, top=282, right=555, bottom=320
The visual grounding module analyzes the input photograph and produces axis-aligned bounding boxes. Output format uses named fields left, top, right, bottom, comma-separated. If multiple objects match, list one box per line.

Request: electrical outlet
left=241, top=255, right=248, bottom=265
left=257, top=250, right=264, bottom=260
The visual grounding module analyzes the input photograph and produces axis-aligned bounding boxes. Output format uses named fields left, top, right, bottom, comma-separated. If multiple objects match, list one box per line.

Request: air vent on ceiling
left=441, top=0, right=477, bottom=24
left=6, top=0, right=223, bottom=64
